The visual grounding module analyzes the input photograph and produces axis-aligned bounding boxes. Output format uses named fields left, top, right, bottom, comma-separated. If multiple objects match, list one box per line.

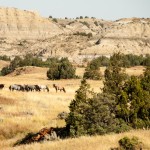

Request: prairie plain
left=0, top=66, right=149, bottom=150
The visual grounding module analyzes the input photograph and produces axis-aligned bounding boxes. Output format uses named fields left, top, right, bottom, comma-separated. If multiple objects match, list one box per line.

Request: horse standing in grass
left=38, top=85, right=49, bottom=92
left=9, top=84, right=22, bottom=91
left=53, top=84, right=66, bottom=93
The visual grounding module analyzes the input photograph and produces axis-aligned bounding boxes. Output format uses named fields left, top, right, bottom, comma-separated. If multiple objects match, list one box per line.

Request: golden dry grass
left=1, top=130, right=150, bottom=150
left=0, top=66, right=148, bottom=150
left=0, top=60, right=10, bottom=69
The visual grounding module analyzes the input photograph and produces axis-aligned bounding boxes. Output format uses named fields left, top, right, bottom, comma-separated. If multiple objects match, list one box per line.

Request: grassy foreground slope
left=2, top=130, right=150, bottom=150
left=0, top=66, right=148, bottom=149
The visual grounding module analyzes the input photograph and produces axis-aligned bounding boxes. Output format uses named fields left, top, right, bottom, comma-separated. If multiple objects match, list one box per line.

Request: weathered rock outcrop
left=0, top=8, right=150, bottom=63
left=0, top=7, right=63, bottom=39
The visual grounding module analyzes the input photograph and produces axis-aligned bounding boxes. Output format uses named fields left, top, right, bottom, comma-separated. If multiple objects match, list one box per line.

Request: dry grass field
left=0, top=66, right=149, bottom=150
left=0, top=60, right=10, bottom=70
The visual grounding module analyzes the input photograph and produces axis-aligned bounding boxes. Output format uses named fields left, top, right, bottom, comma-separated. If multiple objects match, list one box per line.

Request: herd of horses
left=0, top=84, right=66, bottom=93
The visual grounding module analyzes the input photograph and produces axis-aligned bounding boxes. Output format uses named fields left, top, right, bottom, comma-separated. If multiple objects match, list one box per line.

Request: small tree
left=141, top=66, right=150, bottom=92
left=58, top=58, right=76, bottom=79
left=66, top=79, right=92, bottom=137
left=119, top=136, right=143, bottom=150
left=66, top=79, right=119, bottom=136
left=47, top=58, right=76, bottom=80
left=83, top=61, right=102, bottom=80
left=103, top=53, right=128, bottom=95
left=142, top=54, right=150, bottom=66
left=52, top=18, right=58, bottom=23
left=1, top=66, right=12, bottom=76
left=47, top=62, right=59, bottom=80
left=118, top=76, right=150, bottom=128
left=94, top=21, right=98, bottom=26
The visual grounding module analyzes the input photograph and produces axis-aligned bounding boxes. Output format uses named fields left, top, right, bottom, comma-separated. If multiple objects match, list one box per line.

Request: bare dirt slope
left=0, top=60, right=9, bottom=69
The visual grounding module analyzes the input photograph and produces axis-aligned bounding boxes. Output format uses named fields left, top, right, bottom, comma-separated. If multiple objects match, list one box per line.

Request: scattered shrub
left=52, top=18, right=58, bottom=23
left=73, top=32, right=92, bottom=38
left=83, top=61, right=102, bottom=80
left=80, top=21, right=90, bottom=28
left=119, top=136, right=142, bottom=150
left=47, top=58, right=76, bottom=80
left=0, top=55, right=10, bottom=61
left=94, top=21, right=98, bottom=26
left=87, top=32, right=93, bottom=38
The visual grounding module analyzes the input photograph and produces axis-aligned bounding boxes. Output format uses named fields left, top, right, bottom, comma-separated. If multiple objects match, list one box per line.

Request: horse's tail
left=63, top=87, right=66, bottom=93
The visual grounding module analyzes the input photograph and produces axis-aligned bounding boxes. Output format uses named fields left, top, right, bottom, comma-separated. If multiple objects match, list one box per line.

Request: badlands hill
left=0, top=7, right=150, bottom=63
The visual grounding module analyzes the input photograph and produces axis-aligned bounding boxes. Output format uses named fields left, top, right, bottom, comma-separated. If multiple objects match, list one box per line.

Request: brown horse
left=53, top=84, right=66, bottom=93
left=0, top=84, right=4, bottom=90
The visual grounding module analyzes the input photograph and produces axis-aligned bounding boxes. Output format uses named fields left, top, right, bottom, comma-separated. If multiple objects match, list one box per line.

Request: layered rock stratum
left=0, top=7, right=150, bottom=63
left=0, top=7, right=63, bottom=39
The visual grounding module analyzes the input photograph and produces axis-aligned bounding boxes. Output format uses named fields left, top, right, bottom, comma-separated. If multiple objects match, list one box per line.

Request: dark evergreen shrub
left=83, top=61, right=102, bottom=80
left=52, top=18, right=58, bottom=23
left=94, top=21, right=98, bottom=26
left=47, top=58, right=75, bottom=80
left=119, top=136, right=142, bottom=150
left=0, top=55, right=10, bottom=61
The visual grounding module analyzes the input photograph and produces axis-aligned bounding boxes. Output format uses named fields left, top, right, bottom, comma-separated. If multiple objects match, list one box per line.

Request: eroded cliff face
left=0, top=7, right=63, bottom=39
left=0, top=8, right=150, bottom=63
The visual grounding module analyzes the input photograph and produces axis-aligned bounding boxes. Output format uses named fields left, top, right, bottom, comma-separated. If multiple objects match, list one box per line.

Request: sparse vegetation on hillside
left=86, top=54, right=150, bottom=69
left=94, top=21, right=99, bottom=26
left=0, top=55, right=10, bottom=61
left=80, top=21, right=90, bottom=28
left=73, top=32, right=93, bottom=38
left=52, top=18, right=58, bottom=23
left=0, top=55, right=60, bottom=76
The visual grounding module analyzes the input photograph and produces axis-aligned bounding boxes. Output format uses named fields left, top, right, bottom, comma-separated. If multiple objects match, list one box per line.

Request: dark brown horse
left=53, top=84, right=66, bottom=93
left=0, top=84, right=4, bottom=90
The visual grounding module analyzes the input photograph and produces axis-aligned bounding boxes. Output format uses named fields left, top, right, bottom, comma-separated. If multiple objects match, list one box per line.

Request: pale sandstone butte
left=0, top=8, right=150, bottom=63
left=0, top=7, right=63, bottom=39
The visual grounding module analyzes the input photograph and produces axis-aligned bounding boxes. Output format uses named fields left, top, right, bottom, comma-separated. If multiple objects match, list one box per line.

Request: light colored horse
left=9, top=84, right=22, bottom=91
left=38, top=85, right=49, bottom=92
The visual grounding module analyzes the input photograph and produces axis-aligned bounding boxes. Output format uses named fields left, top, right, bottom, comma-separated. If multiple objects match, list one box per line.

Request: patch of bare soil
left=0, top=96, right=16, bottom=105
left=0, top=60, right=10, bottom=69
left=7, top=66, right=48, bottom=77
